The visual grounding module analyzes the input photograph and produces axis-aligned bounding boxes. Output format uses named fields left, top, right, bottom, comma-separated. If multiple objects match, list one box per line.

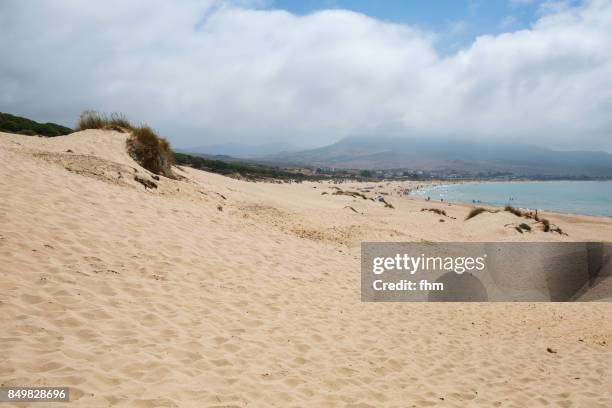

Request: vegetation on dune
left=74, top=110, right=332, bottom=182
left=518, top=222, right=532, bottom=231
left=422, top=208, right=447, bottom=216
left=126, top=126, right=174, bottom=179
left=74, top=110, right=174, bottom=178
left=76, top=110, right=132, bottom=132
left=466, top=207, right=486, bottom=220
left=465, top=207, right=500, bottom=220
left=333, top=190, right=370, bottom=200
left=503, top=205, right=566, bottom=234
left=504, top=205, right=524, bottom=217
left=0, top=112, right=72, bottom=137
left=173, top=152, right=323, bottom=182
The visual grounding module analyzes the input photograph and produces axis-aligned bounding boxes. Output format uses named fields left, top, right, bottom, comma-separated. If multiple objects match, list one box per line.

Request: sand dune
left=1, top=130, right=611, bottom=407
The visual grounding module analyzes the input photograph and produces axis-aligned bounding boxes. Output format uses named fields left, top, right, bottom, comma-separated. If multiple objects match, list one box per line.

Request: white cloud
left=0, top=0, right=611, bottom=150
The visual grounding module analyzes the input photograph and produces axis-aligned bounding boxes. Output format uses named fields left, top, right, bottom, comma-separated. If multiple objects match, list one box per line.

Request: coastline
left=406, top=180, right=612, bottom=219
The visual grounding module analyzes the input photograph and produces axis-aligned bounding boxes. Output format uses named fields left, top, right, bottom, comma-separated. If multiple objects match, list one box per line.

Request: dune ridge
left=1, top=130, right=611, bottom=407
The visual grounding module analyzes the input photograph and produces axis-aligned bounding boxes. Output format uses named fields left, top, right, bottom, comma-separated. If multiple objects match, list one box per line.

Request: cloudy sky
left=1, top=0, right=611, bottom=151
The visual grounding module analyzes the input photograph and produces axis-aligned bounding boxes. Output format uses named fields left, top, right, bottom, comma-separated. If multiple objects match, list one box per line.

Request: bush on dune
left=77, top=110, right=174, bottom=178
left=126, top=125, right=174, bottom=178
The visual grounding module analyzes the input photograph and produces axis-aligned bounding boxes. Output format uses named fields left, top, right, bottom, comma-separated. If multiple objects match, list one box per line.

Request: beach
left=1, top=130, right=612, bottom=407
left=409, top=181, right=612, bottom=218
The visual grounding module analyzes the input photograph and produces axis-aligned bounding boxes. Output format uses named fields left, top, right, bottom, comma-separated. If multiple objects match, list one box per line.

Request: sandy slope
left=1, top=130, right=611, bottom=407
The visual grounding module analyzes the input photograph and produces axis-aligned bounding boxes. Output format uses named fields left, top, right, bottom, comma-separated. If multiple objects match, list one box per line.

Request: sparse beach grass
left=422, top=207, right=447, bottom=216
left=77, top=110, right=132, bottom=132
left=465, top=207, right=500, bottom=220
left=504, top=205, right=524, bottom=217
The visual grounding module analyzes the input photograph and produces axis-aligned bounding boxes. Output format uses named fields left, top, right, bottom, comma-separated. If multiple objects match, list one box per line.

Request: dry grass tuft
left=504, top=206, right=524, bottom=217
left=333, top=190, right=368, bottom=200
left=77, top=111, right=132, bottom=132
left=126, top=126, right=174, bottom=178
left=465, top=207, right=489, bottom=220
left=422, top=208, right=447, bottom=216
left=77, top=110, right=107, bottom=131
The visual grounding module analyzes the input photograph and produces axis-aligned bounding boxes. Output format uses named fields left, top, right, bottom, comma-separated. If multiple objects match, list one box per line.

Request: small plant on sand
left=465, top=207, right=487, bottom=220
left=422, top=208, right=447, bottom=216
left=537, top=219, right=565, bottom=235
left=551, top=226, right=565, bottom=235
left=504, top=205, right=524, bottom=217
left=126, top=126, right=174, bottom=178
left=333, top=190, right=369, bottom=200
left=518, top=223, right=531, bottom=232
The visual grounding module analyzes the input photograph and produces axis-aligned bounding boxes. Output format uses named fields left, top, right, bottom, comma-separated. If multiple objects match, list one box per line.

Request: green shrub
left=541, top=218, right=551, bottom=232
left=0, top=112, right=72, bottom=136
left=2, top=120, right=19, bottom=132
left=518, top=223, right=531, bottom=231
left=126, top=126, right=174, bottom=178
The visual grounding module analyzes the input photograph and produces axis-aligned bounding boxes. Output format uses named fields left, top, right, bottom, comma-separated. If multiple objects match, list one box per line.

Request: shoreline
left=405, top=180, right=612, bottom=219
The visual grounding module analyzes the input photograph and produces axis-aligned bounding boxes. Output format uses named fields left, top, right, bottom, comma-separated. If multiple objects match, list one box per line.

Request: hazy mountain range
left=178, top=142, right=299, bottom=158
left=263, top=137, right=612, bottom=178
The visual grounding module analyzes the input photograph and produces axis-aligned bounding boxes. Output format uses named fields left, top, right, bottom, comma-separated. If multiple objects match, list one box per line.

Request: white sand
left=1, top=130, right=611, bottom=407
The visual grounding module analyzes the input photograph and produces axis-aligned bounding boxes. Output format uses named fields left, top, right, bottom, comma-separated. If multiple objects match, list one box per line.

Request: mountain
left=269, top=136, right=612, bottom=178
left=0, top=112, right=72, bottom=136
left=178, top=142, right=299, bottom=158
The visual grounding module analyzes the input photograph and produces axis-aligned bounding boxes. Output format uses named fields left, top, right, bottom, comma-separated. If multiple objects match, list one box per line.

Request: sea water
left=410, top=181, right=612, bottom=217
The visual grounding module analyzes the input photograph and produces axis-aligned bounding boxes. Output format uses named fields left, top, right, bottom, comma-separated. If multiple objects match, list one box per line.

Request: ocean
left=409, top=181, right=612, bottom=217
